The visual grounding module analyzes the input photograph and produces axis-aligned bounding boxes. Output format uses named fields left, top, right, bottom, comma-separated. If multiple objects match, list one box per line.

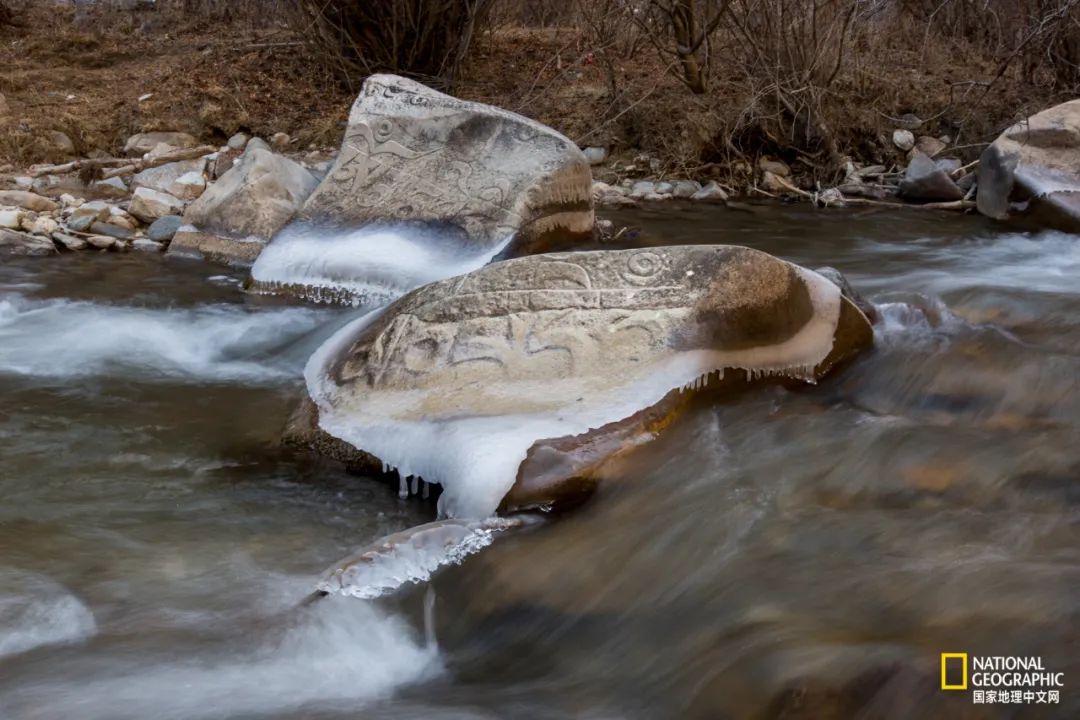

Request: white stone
left=892, top=129, right=915, bottom=152
left=0, top=209, right=23, bottom=229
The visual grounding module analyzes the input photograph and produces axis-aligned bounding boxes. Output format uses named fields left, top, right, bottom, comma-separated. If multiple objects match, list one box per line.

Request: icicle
left=422, top=481, right=430, bottom=499
left=423, top=585, right=437, bottom=650
left=410, top=475, right=420, bottom=496
left=398, top=475, right=408, bottom=499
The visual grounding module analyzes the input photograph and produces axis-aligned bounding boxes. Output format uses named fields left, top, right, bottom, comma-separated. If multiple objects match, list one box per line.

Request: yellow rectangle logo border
left=941, top=652, right=968, bottom=690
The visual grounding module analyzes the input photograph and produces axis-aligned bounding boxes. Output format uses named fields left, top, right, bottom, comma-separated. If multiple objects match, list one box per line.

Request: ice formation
left=316, top=516, right=535, bottom=599
left=249, top=222, right=513, bottom=306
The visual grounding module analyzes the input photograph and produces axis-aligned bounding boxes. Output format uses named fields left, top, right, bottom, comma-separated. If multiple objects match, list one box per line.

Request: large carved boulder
left=169, top=148, right=318, bottom=264
left=977, top=100, right=1080, bottom=231
left=249, top=74, right=594, bottom=303
left=301, top=245, right=873, bottom=518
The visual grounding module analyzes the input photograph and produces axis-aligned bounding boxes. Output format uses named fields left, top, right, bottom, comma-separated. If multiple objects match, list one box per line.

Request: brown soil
left=0, top=3, right=1069, bottom=190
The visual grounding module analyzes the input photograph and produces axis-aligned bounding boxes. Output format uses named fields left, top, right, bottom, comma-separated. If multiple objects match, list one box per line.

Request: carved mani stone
left=303, top=245, right=874, bottom=518
left=250, top=74, right=594, bottom=302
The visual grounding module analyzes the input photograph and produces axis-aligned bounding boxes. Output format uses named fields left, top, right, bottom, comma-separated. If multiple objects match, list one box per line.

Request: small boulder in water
left=304, top=245, right=873, bottom=518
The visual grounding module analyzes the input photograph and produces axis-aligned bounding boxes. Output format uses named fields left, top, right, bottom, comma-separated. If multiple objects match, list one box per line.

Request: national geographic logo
left=941, top=653, right=1064, bottom=705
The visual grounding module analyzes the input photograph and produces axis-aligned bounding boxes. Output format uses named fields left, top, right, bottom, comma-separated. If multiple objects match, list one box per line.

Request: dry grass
left=1, top=0, right=1076, bottom=190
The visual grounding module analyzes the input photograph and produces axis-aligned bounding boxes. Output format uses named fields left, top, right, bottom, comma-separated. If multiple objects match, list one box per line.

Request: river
left=0, top=204, right=1076, bottom=718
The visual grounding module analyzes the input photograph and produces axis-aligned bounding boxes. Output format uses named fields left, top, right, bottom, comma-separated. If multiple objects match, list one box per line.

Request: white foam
left=0, top=569, right=97, bottom=658
left=306, top=265, right=842, bottom=518
left=0, top=292, right=328, bottom=382
left=0, top=598, right=439, bottom=720
left=250, top=223, right=513, bottom=305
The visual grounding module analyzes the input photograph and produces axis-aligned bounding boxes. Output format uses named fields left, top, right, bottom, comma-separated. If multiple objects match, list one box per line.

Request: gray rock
left=52, top=232, right=87, bottom=251
left=0, top=228, right=56, bottom=256
left=125, top=131, right=198, bottom=156
left=934, top=158, right=962, bottom=174
left=977, top=99, right=1080, bottom=231
left=244, top=137, right=271, bottom=156
left=654, top=181, right=675, bottom=195
left=583, top=146, right=608, bottom=165
left=672, top=180, right=701, bottom=198
left=629, top=181, right=656, bottom=199
left=690, top=181, right=728, bottom=203
left=129, top=187, right=184, bottom=223
left=44, top=130, right=75, bottom=157
left=13, top=176, right=32, bottom=190
left=86, top=235, right=116, bottom=250
left=94, top=176, right=128, bottom=193
left=132, top=238, right=164, bottom=253
left=89, top=221, right=135, bottom=240
left=895, top=113, right=923, bottom=131
left=591, top=181, right=636, bottom=208
left=131, top=158, right=207, bottom=195
left=171, top=148, right=317, bottom=264
left=892, top=129, right=915, bottom=152
left=65, top=214, right=97, bottom=233
left=147, top=214, right=183, bottom=242
left=899, top=153, right=964, bottom=202
left=226, top=132, right=250, bottom=151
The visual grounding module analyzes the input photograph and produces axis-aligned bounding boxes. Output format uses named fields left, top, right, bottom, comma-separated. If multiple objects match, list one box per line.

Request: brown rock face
left=977, top=99, right=1080, bottom=231
left=249, top=74, right=594, bottom=303
left=302, top=245, right=873, bottom=517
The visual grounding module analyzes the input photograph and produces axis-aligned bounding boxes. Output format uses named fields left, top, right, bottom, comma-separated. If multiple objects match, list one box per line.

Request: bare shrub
left=288, top=0, right=498, bottom=90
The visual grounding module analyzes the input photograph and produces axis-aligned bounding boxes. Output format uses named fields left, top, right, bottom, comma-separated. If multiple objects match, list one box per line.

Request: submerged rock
left=977, top=99, right=1080, bottom=231
left=250, top=74, right=593, bottom=300
left=303, top=245, right=873, bottom=518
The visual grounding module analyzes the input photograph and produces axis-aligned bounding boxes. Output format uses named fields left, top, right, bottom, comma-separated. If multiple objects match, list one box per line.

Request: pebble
left=892, top=129, right=915, bottom=152
left=132, top=238, right=164, bottom=253
left=86, top=235, right=116, bottom=250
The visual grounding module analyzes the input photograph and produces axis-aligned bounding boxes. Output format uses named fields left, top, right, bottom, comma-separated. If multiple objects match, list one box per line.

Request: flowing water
left=0, top=205, right=1077, bottom=719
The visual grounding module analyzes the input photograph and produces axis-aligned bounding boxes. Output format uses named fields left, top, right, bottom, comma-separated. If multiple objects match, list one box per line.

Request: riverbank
left=0, top=2, right=1070, bottom=196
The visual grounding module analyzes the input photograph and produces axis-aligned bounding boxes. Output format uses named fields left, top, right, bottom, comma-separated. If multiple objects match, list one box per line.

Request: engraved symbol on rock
left=621, top=250, right=667, bottom=286
left=332, top=121, right=431, bottom=195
